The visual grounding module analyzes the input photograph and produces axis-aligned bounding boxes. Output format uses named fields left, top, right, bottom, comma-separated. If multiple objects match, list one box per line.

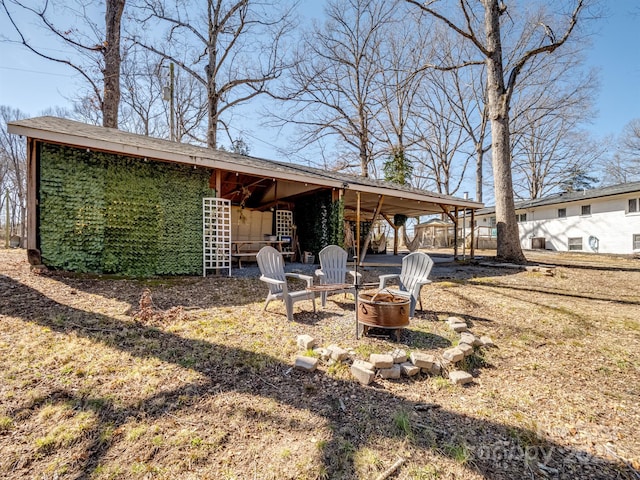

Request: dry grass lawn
left=0, top=248, right=639, bottom=479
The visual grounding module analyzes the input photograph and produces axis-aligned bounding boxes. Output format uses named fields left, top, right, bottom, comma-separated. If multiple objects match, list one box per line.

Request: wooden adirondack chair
left=256, top=246, right=316, bottom=321
left=314, top=245, right=361, bottom=307
left=378, top=251, right=434, bottom=317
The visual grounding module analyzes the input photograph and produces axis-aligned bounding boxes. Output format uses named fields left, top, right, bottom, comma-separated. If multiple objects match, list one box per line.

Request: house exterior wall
left=475, top=191, right=640, bottom=254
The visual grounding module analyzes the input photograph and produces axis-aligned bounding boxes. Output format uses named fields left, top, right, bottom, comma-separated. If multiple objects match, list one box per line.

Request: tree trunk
left=475, top=141, right=483, bottom=203
left=360, top=143, right=369, bottom=177
left=484, top=0, right=525, bottom=263
left=206, top=0, right=218, bottom=149
left=103, top=0, right=125, bottom=129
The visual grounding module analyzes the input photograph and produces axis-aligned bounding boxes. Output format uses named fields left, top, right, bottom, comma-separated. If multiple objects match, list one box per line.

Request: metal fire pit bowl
left=357, top=290, right=410, bottom=335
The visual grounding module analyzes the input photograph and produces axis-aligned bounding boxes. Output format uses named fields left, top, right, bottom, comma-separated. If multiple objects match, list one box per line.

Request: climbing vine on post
left=295, top=192, right=344, bottom=257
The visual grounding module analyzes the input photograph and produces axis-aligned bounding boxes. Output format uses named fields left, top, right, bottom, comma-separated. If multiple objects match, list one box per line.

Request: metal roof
left=476, top=181, right=640, bottom=215
left=8, top=116, right=482, bottom=217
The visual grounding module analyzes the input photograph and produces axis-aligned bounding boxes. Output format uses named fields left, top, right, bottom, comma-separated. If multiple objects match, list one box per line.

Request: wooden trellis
left=203, top=198, right=231, bottom=276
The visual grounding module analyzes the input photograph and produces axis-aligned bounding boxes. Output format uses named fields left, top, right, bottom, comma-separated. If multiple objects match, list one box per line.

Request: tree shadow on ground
left=1, top=273, right=637, bottom=480
left=466, top=279, right=640, bottom=306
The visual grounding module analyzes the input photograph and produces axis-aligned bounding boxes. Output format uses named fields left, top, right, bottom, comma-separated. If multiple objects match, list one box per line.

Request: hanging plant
left=394, top=214, right=408, bottom=227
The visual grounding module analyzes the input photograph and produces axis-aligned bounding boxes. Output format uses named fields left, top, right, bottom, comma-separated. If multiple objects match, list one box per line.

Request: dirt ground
left=0, top=248, right=639, bottom=479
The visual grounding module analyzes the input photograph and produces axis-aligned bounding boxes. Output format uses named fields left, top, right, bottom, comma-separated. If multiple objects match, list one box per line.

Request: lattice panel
left=203, top=198, right=231, bottom=276
left=275, top=210, right=293, bottom=238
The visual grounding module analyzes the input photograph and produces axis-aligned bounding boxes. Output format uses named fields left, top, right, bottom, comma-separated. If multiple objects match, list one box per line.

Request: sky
left=0, top=1, right=638, bottom=164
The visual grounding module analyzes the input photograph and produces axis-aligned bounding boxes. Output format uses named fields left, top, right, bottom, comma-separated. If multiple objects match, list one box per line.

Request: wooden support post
left=359, top=195, right=384, bottom=265
left=26, top=138, right=38, bottom=253
left=356, top=192, right=361, bottom=264
left=393, top=225, right=399, bottom=255
left=470, top=209, right=476, bottom=258
left=453, top=207, right=459, bottom=260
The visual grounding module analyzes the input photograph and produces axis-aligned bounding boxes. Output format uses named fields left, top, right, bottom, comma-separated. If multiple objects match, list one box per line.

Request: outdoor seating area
left=256, top=244, right=435, bottom=340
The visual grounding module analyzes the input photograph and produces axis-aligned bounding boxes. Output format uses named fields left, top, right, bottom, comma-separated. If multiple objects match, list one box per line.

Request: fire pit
left=357, top=290, right=410, bottom=339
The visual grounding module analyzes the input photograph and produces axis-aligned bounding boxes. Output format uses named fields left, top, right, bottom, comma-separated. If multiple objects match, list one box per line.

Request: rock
left=351, top=362, right=375, bottom=385
left=297, top=334, right=317, bottom=350
left=442, top=347, right=464, bottom=363
left=459, top=332, right=479, bottom=346
left=352, top=359, right=375, bottom=372
left=389, top=348, right=408, bottom=364
left=457, top=342, right=474, bottom=357
left=447, top=316, right=465, bottom=325
left=480, top=336, right=495, bottom=347
left=378, top=364, right=401, bottom=379
left=449, top=370, right=474, bottom=385
left=450, top=322, right=468, bottom=333
left=313, top=347, right=329, bottom=361
left=410, top=352, right=435, bottom=369
left=369, top=353, right=394, bottom=369
left=400, top=362, right=420, bottom=377
left=328, top=344, right=349, bottom=361
left=294, top=355, right=318, bottom=372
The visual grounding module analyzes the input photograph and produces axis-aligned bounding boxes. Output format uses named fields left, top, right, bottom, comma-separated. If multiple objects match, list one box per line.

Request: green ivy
left=38, top=143, right=213, bottom=276
left=295, top=192, right=344, bottom=257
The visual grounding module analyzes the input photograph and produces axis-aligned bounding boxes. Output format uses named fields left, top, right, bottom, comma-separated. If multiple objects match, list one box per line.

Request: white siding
left=476, top=191, right=640, bottom=254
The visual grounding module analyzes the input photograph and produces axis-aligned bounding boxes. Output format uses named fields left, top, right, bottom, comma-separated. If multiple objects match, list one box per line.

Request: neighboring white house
left=474, top=182, right=640, bottom=255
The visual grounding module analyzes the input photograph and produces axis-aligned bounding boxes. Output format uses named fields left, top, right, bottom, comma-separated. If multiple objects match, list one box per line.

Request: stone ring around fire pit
left=357, top=289, right=410, bottom=341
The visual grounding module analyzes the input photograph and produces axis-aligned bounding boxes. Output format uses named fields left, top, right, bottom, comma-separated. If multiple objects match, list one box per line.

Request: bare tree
left=406, top=0, right=590, bottom=263
left=132, top=0, right=297, bottom=149
left=412, top=66, right=473, bottom=196
left=119, top=48, right=166, bottom=137
left=512, top=117, right=604, bottom=198
left=278, top=0, right=397, bottom=177
left=0, top=106, right=27, bottom=245
left=1, top=0, right=125, bottom=128
left=374, top=15, right=431, bottom=183
left=603, top=118, right=640, bottom=184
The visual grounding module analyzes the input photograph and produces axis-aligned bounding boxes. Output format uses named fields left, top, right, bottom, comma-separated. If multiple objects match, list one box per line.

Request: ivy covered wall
left=295, top=192, right=344, bottom=257
left=38, top=143, right=213, bottom=276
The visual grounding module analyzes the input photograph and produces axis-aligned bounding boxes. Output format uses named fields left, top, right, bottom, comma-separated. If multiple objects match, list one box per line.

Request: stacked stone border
left=294, top=316, right=495, bottom=386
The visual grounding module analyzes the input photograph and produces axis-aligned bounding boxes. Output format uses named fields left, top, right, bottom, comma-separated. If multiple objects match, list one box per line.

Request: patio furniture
left=377, top=251, right=434, bottom=317
left=315, top=245, right=361, bottom=307
left=256, top=246, right=316, bottom=321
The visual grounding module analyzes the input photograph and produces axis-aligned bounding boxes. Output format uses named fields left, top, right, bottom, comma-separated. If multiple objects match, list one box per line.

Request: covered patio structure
left=9, top=117, right=482, bottom=274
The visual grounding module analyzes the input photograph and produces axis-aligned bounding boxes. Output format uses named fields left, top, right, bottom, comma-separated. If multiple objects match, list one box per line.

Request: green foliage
left=383, top=147, right=413, bottom=185
left=559, top=166, right=599, bottom=193
left=393, top=214, right=407, bottom=227
left=392, top=409, right=414, bottom=441
left=38, top=143, right=213, bottom=276
left=295, top=192, right=344, bottom=256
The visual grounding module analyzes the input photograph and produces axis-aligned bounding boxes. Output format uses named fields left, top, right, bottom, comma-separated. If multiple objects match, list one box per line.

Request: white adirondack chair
left=314, top=245, right=361, bottom=307
left=378, top=251, right=434, bottom=317
left=257, top=246, right=316, bottom=321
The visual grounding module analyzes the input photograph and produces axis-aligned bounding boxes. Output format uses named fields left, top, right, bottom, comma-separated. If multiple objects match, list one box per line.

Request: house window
left=489, top=217, right=496, bottom=228
left=517, top=213, right=527, bottom=222
left=568, top=237, right=583, bottom=251
left=558, top=208, right=567, bottom=218
left=581, top=204, right=591, bottom=216
left=629, top=198, right=638, bottom=213
left=634, top=234, right=640, bottom=251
